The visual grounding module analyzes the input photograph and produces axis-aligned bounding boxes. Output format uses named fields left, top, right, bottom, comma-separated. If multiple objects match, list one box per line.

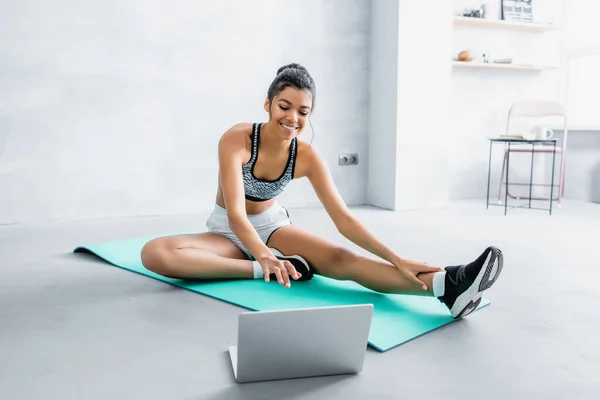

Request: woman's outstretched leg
left=141, top=232, right=254, bottom=279
left=267, top=225, right=503, bottom=319
left=267, top=226, right=437, bottom=294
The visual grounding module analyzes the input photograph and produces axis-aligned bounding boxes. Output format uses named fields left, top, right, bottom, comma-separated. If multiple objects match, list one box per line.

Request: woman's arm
left=218, top=127, right=300, bottom=287
left=304, top=147, right=399, bottom=264
left=218, top=128, right=273, bottom=261
left=305, top=146, right=442, bottom=288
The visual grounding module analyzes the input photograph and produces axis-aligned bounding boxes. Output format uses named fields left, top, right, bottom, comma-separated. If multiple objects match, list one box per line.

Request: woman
left=141, top=63, right=503, bottom=319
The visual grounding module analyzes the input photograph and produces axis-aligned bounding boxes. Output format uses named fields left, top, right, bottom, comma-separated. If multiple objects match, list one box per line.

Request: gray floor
left=2, top=199, right=599, bottom=400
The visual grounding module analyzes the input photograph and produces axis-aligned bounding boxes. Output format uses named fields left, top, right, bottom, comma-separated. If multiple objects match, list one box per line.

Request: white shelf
left=452, top=61, right=556, bottom=71
left=453, top=16, right=558, bottom=31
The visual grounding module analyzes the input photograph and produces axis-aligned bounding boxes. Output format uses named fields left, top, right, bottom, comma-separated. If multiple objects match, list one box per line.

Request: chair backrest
left=509, top=100, right=567, bottom=118
left=505, top=100, right=568, bottom=134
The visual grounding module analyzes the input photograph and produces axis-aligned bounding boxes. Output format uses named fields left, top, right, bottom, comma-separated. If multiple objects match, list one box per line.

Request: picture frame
left=501, top=0, right=533, bottom=22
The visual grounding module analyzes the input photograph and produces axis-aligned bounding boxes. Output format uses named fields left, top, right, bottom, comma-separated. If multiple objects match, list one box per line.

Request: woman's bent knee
left=323, top=247, right=357, bottom=280
left=140, top=238, right=173, bottom=276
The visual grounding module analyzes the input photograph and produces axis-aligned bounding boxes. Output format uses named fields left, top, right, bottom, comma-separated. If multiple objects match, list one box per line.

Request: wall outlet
left=338, top=153, right=358, bottom=165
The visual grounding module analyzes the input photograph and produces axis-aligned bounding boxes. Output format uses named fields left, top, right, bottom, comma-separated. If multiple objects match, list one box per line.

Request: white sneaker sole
left=450, top=247, right=503, bottom=319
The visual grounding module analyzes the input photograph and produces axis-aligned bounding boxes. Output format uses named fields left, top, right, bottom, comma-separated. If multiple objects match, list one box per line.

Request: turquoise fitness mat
left=73, top=233, right=490, bottom=352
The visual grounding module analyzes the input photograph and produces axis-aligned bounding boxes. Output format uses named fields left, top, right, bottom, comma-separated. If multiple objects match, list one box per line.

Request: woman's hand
left=258, top=256, right=301, bottom=288
left=392, top=257, right=444, bottom=291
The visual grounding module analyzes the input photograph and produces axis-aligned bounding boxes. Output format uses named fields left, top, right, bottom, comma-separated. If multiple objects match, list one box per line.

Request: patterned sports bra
left=241, top=123, right=297, bottom=202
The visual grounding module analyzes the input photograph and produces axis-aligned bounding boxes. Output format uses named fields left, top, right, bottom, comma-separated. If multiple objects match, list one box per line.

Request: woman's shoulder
left=294, top=139, right=321, bottom=178
left=219, top=122, right=254, bottom=152
left=222, top=122, right=254, bottom=140
left=296, top=139, right=321, bottom=158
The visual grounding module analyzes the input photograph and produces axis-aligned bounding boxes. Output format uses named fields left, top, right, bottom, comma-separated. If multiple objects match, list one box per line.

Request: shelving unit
left=453, top=16, right=558, bottom=31
left=452, top=61, right=556, bottom=71
left=452, top=15, right=559, bottom=71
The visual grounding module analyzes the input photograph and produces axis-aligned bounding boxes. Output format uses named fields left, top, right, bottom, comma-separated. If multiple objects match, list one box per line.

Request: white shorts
left=205, top=201, right=292, bottom=260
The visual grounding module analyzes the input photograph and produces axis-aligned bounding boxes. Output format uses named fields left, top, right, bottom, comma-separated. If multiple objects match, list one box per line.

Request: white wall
left=450, top=0, right=565, bottom=200
left=6, top=0, right=593, bottom=225
left=368, top=0, right=453, bottom=211
left=367, top=0, right=399, bottom=210
left=367, top=0, right=586, bottom=208
left=0, top=0, right=371, bottom=224
left=449, top=0, right=600, bottom=204
left=395, top=0, right=453, bottom=210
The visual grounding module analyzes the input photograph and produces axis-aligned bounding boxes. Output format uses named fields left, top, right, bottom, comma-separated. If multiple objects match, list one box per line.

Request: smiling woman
left=266, top=63, right=316, bottom=144
left=138, top=62, right=504, bottom=320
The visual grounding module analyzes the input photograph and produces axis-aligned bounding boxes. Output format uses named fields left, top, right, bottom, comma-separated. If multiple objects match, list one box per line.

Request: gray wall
left=558, top=131, right=600, bottom=203
left=0, top=0, right=370, bottom=224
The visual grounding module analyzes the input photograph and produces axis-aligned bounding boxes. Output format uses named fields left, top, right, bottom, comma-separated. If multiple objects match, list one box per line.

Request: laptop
left=228, top=304, right=373, bottom=383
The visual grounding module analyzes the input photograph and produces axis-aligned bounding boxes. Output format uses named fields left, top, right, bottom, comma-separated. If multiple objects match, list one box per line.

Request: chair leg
left=557, top=152, right=565, bottom=205
left=497, top=151, right=508, bottom=201
left=502, top=149, right=563, bottom=203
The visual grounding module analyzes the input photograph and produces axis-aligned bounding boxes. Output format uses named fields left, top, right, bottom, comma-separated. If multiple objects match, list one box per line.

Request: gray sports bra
left=241, top=123, right=297, bottom=202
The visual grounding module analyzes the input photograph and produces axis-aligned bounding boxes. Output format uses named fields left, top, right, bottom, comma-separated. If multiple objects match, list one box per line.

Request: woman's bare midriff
left=215, top=184, right=277, bottom=216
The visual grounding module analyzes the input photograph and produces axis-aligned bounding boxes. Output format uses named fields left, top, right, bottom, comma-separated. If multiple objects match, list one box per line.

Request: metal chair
left=497, top=100, right=568, bottom=204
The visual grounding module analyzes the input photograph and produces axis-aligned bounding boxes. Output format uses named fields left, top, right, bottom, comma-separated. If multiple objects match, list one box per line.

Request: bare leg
left=267, top=225, right=504, bottom=319
left=141, top=232, right=253, bottom=279
left=267, top=225, right=436, bottom=296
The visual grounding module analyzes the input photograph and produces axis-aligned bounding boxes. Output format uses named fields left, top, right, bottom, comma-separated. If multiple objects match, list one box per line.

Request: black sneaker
left=439, top=246, right=503, bottom=319
left=268, top=247, right=314, bottom=281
